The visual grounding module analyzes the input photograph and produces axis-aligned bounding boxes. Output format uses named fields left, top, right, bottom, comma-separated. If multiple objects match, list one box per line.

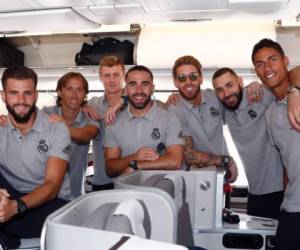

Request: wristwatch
left=220, top=155, right=231, bottom=169
left=287, top=85, right=300, bottom=95
left=16, top=197, right=27, bottom=215
left=128, top=160, right=138, bottom=170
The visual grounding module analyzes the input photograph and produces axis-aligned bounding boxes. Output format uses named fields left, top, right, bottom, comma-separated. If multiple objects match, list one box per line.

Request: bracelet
left=287, top=85, right=300, bottom=95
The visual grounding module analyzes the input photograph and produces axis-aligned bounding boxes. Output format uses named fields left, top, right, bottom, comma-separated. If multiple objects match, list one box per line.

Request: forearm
left=184, top=147, right=221, bottom=168
left=183, top=135, right=221, bottom=167
left=106, top=154, right=136, bottom=177
left=289, top=66, right=300, bottom=87
left=19, top=180, right=62, bottom=210
left=138, top=154, right=182, bottom=170
left=68, top=126, right=98, bottom=144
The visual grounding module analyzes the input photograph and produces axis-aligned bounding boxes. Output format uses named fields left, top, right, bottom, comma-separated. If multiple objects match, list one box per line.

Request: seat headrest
left=82, top=199, right=151, bottom=238
left=112, top=199, right=145, bottom=238
left=142, top=174, right=175, bottom=198
left=142, top=174, right=185, bottom=211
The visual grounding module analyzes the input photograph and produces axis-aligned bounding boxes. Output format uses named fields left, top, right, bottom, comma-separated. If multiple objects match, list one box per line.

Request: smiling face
left=58, top=77, right=87, bottom=110
left=100, top=65, right=124, bottom=94
left=174, top=64, right=202, bottom=101
left=125, top=70, right=154, bottom=110
left=213, top=71, right=243, bottom=110
left=253, top=47, right=289, bottom=92
left=1, top=78, right=38, bottom=123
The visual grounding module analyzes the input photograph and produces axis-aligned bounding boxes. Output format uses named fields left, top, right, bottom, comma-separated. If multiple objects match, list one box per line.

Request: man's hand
left=0, top=192, right=17, bottom=222
left=288, top=91, right=300, bottom=132
left=134, top=147, right=159, bottom=161
left=105, top=98, right=124, bottom=126
left=0, top=188, right=10, bottom=197
left=48, top=114, right=64, bottom=123
left=245, top=81, right=263, bottom=104
left=227, top=159, right=238, bottom=183
left=122, top=167, right=135, bottom=176
left=166, top=93, right=180, bottom=106
left=81, top=105, right=101, bottom=120
left=0, top=115, right=8, bottom=127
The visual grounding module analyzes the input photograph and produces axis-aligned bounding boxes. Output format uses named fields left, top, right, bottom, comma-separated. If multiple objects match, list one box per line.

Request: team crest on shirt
left=37, top=139, right=49, bottom=154
left=210, top=107, right=220, bottom=117
left=248, top=109, right=257, bottom=119
left=63, top=144, right=72, bottom=155
left=151, top=128, right=161, bottom=140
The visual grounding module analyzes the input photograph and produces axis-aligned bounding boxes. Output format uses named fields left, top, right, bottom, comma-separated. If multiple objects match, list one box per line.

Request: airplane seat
left=82, top=199, right=151, bottom=238
left=43, top=189, right=177, bottom=250
left=141, top=173, right=194, bottom=247
left=16, top=238, right=40, bottom=250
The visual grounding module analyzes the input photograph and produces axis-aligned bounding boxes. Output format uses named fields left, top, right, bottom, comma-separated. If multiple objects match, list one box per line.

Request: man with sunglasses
left=168, top=55, right=238, bottom=182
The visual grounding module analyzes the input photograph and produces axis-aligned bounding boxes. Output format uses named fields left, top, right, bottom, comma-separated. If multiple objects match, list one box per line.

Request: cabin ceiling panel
left=0, top=8, right=99, bottom=34
left=0, top=0, right=37, bottom=12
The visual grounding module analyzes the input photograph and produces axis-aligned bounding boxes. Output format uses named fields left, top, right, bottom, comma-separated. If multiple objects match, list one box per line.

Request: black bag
left=75, top=37, right=134, bottom=65
left=0, top=40, right=25, bottom=67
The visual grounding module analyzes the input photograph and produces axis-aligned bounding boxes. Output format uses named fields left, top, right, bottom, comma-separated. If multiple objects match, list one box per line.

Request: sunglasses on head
left=177, top=72, right=200, bottom=83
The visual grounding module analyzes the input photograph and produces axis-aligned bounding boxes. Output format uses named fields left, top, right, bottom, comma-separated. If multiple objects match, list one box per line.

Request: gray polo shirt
left=224, top=89, right=283, bottom=195
left=104, top=102, right=184, bottom=159
left=168, top=89, right=229, bottom=155
left=88, top=96, right=112, bottom=185
left=265, top=96, right=300, bottom=212
left=43, top=105, right=100, bottom=197
left=0, top=109, right=72, bottom=200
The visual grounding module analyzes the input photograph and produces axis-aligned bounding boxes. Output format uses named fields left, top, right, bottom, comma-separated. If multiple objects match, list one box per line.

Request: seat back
left=43, top=189, right=177, bottom=250
left=141, top=173, right=194, bottom=246
left=17, top=238, right=40, bottom=250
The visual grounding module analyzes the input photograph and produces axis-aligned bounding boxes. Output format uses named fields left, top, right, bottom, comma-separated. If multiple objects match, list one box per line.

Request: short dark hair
left=212, top=67, right=237, bottom=81
left=56, top=72, right=89, bottom=106
left=251, top=38, right=285, bottom=64
left=172, top=55, right=202, bottom=79
left=125, top=65, right=153, bottom=82
left=1, top=65, right=38, bottom=90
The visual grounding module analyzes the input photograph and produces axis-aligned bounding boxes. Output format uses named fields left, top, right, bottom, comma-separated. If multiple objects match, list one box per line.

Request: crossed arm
left=105, top=144, right=183, bottom=178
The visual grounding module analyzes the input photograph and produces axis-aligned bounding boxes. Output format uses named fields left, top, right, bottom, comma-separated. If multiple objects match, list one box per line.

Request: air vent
left=171, top=18, right=212, bottom=23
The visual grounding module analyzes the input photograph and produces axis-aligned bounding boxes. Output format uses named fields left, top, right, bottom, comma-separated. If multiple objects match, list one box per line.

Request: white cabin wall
left=277, top=28, right=300, bottom=66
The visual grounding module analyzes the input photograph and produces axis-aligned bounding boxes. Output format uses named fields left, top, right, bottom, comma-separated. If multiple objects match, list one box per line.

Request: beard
left=221, top=87, right=243, bottom=111
left=178, top=86, right=200, bottom=101
left=128, top=93, right=152, bottom=109
left=6, top=103, right=36, bottom=123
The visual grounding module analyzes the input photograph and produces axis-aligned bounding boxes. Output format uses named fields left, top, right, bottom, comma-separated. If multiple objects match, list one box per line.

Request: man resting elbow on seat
left=104, top=65, right=184, bottom=178
left=0, top=66, right=72, bottom=249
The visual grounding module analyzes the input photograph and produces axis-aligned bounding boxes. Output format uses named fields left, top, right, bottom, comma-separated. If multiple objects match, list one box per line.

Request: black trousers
left=247, top=191, right=283, bottom=219
left=92, top=182, right=114, bottom=191
left=0, top=172, right=68, bottom=240
left=275, top=210, right=300, bottom=250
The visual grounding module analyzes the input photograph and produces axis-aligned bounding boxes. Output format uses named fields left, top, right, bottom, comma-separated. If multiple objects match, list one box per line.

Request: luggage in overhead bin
left=0, top=40, right=25, bottom=67
left=75, top=37, right=134, bottom=65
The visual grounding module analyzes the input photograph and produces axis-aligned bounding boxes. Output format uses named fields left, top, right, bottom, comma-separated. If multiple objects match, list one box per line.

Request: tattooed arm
left=183, top=135, right=222, bottom=167
left=183, top=135, right=238, bottom=182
